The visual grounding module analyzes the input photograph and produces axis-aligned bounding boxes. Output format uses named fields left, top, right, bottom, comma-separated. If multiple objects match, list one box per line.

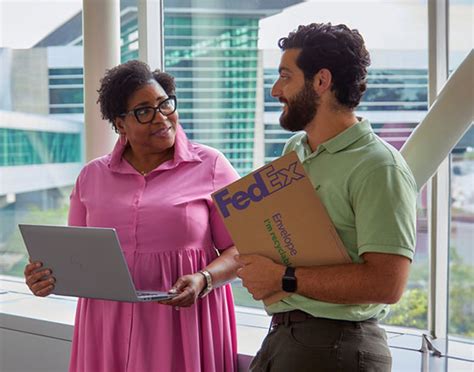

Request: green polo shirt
left=266, top=118, right=417, bottom=321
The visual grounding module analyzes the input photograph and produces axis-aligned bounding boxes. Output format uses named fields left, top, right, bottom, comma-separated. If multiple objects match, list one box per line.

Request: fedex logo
left=214, top=161, right=305, bottom=218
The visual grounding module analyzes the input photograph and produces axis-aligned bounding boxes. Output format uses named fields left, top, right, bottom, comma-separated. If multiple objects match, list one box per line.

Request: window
left=449, top=128, right=474, bottom=340
left=448, top=0, right=474, bottom=340
left=0, top=1, right=84, bottom=278
left=163, top=3, right=260, bottom=175
left=0, top=129, right=80, bottom=166
left=121, top=0, right=139, bottom=62
left=48, top=67, right=84, bottom=114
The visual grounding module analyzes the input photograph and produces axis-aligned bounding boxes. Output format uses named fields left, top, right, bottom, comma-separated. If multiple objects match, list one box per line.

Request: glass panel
left=448, top=0, right=474, bottom=341
left=121, top=0, right=138, bottom=62
left=0, top=1, right=84, bottom=277
left=163, top=7, right=259, bottom=175
left=449, top=128, right=474, bottom=340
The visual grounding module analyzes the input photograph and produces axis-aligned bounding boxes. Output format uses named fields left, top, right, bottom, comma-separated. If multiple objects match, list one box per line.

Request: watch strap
left=284, top=266, right=295, bottom=278
left=282, top=266, right=297, bottom=292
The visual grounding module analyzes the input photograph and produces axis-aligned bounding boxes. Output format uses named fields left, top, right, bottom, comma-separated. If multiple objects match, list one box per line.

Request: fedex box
left=212, top=151, right=350, bottom=273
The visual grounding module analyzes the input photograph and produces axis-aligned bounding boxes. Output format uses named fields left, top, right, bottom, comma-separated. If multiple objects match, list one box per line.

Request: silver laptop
left=19, top=224, right=176, bottom=302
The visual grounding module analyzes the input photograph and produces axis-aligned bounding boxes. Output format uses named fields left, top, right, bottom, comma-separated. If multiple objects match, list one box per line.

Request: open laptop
left=19, top=224, right=177, bottom=302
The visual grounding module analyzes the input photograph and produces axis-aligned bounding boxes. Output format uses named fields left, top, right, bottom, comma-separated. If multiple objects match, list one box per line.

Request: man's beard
left=279, top=81, right=319, bottom=132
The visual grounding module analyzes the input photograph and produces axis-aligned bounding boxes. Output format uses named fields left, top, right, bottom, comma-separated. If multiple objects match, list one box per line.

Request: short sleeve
left=210, top=153, right=240, bottom=250
left=68, top=170, right=87, bottom=227
left=352, top=165, right=417, bottom=260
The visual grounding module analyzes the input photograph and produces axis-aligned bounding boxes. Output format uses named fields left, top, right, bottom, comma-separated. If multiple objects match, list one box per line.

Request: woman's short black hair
left=278, top=23, right=371, bottom=109
left=97, top=60, right=176, bottom=132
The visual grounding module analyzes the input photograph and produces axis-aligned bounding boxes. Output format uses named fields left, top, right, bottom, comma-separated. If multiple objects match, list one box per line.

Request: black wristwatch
left=282, top=266, right=297, bottom=293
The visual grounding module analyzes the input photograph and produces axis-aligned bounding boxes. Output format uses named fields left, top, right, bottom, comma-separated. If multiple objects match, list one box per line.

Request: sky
left=259, top=0, right=427, bottom=51
left=260, top=0, right=473, bottom=51
left=0, top=0, right=82, bottom=48
left=0, top=0, right=472, bottom=49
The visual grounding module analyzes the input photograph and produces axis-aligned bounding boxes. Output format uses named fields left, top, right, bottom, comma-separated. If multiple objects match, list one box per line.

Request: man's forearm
left=295, top=253, right=410, bottom=305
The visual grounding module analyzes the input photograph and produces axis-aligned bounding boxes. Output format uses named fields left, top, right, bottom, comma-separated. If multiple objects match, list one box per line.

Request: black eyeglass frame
left=120, top=95, right=177, bottom=124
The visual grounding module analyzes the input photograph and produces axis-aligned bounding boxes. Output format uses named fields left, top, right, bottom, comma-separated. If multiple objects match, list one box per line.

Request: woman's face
left=115, top=80, right=178, bottom=154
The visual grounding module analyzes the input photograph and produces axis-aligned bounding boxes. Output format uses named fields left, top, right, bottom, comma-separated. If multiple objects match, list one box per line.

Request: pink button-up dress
left=68, top=125, right=239, bottom=372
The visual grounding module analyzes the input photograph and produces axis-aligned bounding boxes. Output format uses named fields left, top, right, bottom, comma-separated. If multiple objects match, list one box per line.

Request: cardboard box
left=212, top=151, right=351, bottom=305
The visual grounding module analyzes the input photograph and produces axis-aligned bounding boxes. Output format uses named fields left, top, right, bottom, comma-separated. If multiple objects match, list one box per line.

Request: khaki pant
left=249, top=315, right=392, bottom=372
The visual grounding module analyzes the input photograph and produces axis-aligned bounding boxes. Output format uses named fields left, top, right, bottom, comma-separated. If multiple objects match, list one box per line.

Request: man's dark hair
left=278, top=23, right=371, bottom=109
left=97, top=60, right=176, bottom=132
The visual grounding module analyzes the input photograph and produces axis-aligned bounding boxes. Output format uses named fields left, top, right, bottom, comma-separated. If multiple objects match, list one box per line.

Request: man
left=236, top=23, right=417, bottom=371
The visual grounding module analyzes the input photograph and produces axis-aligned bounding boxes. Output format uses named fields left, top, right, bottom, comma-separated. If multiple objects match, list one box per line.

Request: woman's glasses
left=121, top=95, right=177, bottom=124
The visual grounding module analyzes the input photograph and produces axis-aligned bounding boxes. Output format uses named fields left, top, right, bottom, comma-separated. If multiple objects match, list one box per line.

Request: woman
left=24, top=60, right=240, bottom=372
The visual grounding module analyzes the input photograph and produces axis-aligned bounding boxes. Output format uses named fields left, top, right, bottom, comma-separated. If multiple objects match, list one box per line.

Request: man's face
left=280, top=80, right=319, bottom=132
left=272, top=49, right=319, bottom=132
left=271, top=49, right=320, bottom=132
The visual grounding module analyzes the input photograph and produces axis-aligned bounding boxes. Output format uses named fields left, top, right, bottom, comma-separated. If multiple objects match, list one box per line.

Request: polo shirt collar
left=321, top=118, right=373, bottom=154
left=108, top=123, right=202, bottom=174
left=297, top=118, right=373, bottom=160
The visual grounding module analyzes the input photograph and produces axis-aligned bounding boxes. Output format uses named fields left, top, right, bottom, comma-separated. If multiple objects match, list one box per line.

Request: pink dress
left=68, top=125, right=239, bottom=372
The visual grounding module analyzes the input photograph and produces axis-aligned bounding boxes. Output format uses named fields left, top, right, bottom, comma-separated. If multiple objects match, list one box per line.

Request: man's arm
left=296, top=252, right=410, bottom=304
left=236, top=252, right=410, bottom=304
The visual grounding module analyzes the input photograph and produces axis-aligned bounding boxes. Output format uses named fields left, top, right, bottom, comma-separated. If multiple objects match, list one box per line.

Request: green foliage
left=383, top=288, right=428, bottom=329
left=448, top=247, right=474, bottom=338
left=382, top=246, right=474, bottom=339
left=383, top=259, right=429, bottom=329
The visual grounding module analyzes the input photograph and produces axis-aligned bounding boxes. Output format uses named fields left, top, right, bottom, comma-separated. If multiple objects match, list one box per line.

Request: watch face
left=282, top=277, right=297, bottom=292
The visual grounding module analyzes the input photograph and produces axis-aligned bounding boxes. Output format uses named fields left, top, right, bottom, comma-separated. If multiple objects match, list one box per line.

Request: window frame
left=427, top=0, right=450, bottom=340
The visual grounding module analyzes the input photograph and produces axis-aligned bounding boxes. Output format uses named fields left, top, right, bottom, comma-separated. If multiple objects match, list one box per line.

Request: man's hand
left=235, top=254, right=285, bottom=300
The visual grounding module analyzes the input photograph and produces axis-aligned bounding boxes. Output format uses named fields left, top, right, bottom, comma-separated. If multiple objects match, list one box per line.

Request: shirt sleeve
left=351, top=165, right=417, bottom=260
left=68, top=170, right=87, bottom=227
left=210, top=152, right=240, bottom=251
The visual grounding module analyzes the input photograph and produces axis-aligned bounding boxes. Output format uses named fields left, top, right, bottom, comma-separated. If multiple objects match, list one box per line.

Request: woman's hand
left=24, top=260, right=55, bottom=297
left=159, top=273, right=206, bottom=308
